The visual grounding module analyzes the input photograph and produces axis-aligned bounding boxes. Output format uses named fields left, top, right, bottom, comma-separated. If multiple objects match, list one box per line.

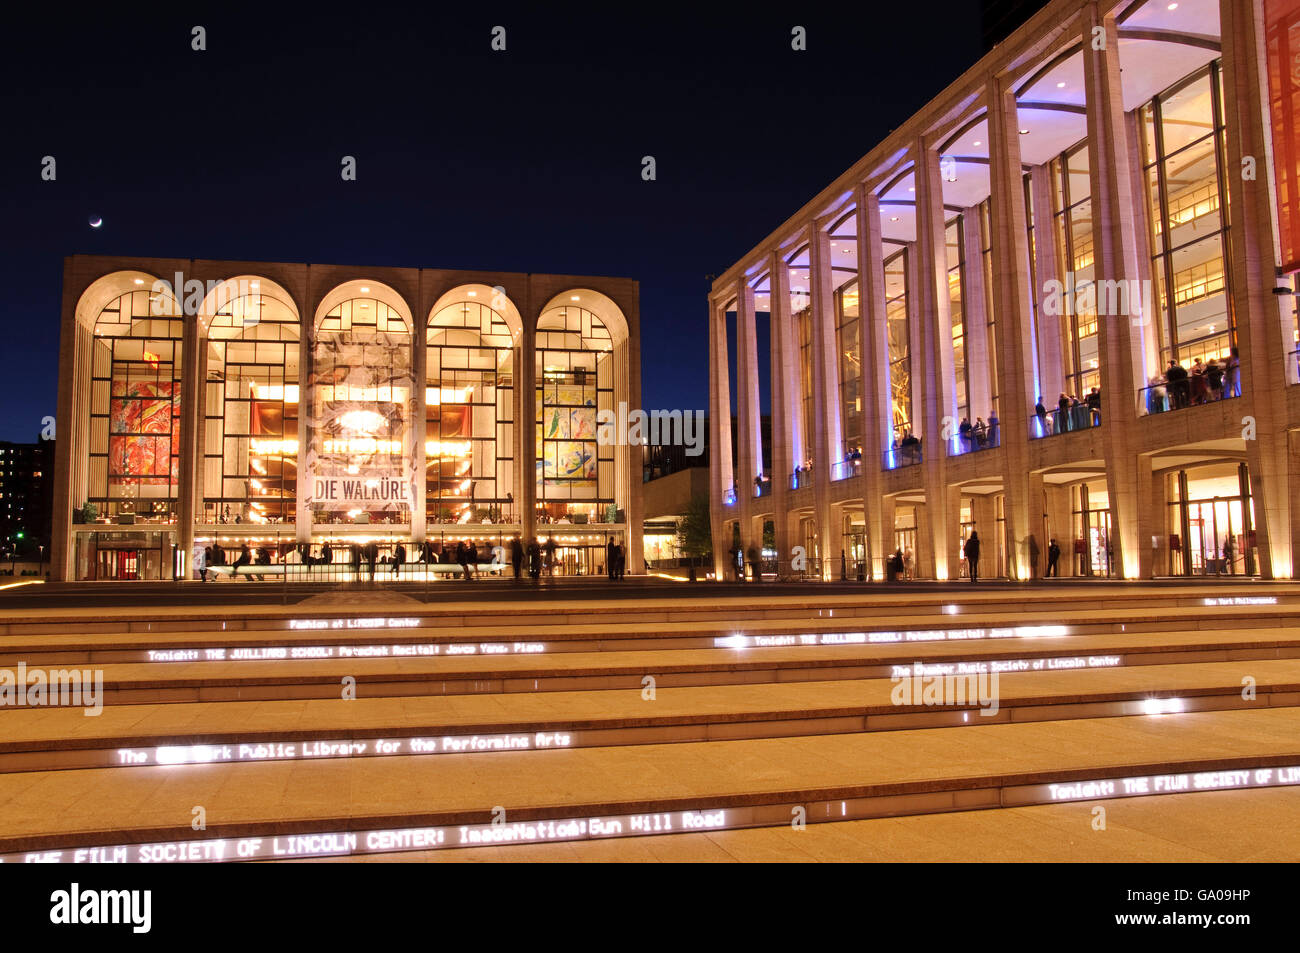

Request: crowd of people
left=891, top=429, right=922, bottom=465
left=1145, top=349, right=1239, bottom=414
left=956, top=412, right=1000, bottom=452
left=1034, top=388, right=1102, bottom=436
left=196, top=535, right=627, bottom=582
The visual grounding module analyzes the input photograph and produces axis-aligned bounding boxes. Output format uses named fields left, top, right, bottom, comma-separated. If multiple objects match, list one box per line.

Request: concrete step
left=0, top=660, right=1296, bottom=772
left=0, top=584, right=1292, bottom=638
left=10, top=625, right=1300, bottom=706
left=2, top=707, right=1298, bottom=861
left=299, top=786, right=1300, bottom=863
left=3, top=602, right=1299, bottom=666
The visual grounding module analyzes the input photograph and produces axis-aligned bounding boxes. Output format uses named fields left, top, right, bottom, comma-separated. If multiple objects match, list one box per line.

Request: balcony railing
left=723, top=487, right=737, bottom=506
left=1030, top=405, right=1101, bottom=438
left=831, top=458, right=862, bottom=481
left=948, top=427, right=1001, bottom=456
left=791, top=468, right=813, bottom=490
left=883, top=445, right=922, bottom=470
left=753, top=478, right=772, bottom=498
left=1138, top=375, right=1239, bottom=416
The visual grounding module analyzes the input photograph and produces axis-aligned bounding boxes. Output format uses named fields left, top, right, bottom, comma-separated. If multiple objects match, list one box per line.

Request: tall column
left=409, top=279, right=427, bottom=544
left=809, top=223, right=841, bottom=578
left=988, top=75, right=1042, bottom=580
left=295, top=278, right=313, bottom=544
left=1221, top=0, right=1293, bottom=578
left=175, top=302, right=200, bottom=580
left=768, top=254, right=796, bottom=577
left=735, top=280, right=761, bottom=560
left=1083, top=1, right=1147, bottom=579
left=857, top=186, right=892, bottom=578
left=708, top=294, right=735, bottom=579
left=914, top=138, right=959, bottom=579
left=1030, top=164, right=1065, bottom=404
left=520, top=292, right=538, bottom=548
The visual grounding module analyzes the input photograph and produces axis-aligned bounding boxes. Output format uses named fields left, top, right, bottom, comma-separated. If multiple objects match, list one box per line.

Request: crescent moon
left=89, top=217, right=103, bottom=228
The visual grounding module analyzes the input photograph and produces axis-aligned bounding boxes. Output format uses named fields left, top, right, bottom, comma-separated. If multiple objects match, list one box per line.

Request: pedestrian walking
left=527, top=539, right=542, bottom=580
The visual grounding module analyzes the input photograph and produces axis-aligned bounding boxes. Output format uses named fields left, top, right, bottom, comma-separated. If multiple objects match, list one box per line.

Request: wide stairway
left=1, top=584, right=1299, bottom=862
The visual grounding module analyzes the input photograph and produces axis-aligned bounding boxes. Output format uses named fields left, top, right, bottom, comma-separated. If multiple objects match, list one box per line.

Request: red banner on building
left=1267, top=0, right=1300, bottom=272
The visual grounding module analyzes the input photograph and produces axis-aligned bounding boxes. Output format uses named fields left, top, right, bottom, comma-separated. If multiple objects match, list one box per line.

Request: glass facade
left=884, top=246, right=912, bottom=441
left=946, top=218, right=969, bottom=424
left=836, top=281, right=862, bottom=456
left=88, top=290, right=184, bottom=522
left=1052, top=142, right=1100, bottom=400
left=1139, top=62, right=1234, bottom=368
left=204, top=288, right=299, bottom=524
left=535, top=306, right=614, bottom=517
left=427, top=300, right=515, bottom=525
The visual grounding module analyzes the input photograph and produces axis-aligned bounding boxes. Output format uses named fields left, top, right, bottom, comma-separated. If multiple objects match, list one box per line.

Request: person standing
left=1046, top=538, right=1061, bottom=578
left=887, top=547, right=903, bottom=582
left=544, top=536, right=558, bottom=577
left=510, top=536, right=525, bottom=581
left=615, top=542, right=626, bottom=580
left=392, top=542, right=406, bottom=577
left=964, top=531, right=981, bottom=584
left=607, top=538, right=617, bottom=581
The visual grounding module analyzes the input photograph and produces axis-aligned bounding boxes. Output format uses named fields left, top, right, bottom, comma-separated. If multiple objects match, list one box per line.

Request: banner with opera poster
left=303, top=332, right=416, bottom=515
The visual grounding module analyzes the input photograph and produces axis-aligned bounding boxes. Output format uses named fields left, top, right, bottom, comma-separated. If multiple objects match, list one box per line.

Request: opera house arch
left=535, top=290, right=625, bottom=515
left=307, top=281, right=415, bottom=527
left=66, top=271, right=184, bottom=579
left=199, top=277, right=300, bottom=527
left=52, top=261, right=641, bottom=581
left=426, top=285, right=522, bottom=527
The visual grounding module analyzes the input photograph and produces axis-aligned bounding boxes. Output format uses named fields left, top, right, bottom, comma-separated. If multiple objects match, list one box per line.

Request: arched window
left=88, top=287, right=184, bottom=519
left=535, top=305, right=613, bottom=515
left=311, top=294, right=413, bottom=522
left=203, top=282, right=299, bottom=524
left=427, top=299, right=515, bottom=524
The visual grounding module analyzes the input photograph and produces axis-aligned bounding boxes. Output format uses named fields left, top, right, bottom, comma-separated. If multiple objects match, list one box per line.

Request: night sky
left=0, top=4, right=985, bottom=443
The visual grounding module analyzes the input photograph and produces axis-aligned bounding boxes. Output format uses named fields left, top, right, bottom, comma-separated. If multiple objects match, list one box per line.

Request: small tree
left=676, top=493, right=713, bottom=579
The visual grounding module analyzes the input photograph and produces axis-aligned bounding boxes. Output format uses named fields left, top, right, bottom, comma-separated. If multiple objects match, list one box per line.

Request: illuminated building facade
left=711, top=0, right=1300, bottom=582
left=51, top=257, right=642, bottom=580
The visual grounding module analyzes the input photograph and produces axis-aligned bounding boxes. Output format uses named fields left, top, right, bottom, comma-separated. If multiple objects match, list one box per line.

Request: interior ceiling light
left=360, top=286, right=370, bottom=293
left=1057, top=81, right=1066, bottom=88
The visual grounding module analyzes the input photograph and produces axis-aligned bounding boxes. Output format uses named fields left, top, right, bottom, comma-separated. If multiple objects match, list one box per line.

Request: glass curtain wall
left=1052, top=142, right=1100, bottom=400
left=427, top=301, right=515, bottom=525
left=1140, top=63, right=1234, bottom=373
left=535, top=306, right=613, bottom=520
left=203, top=290, right=299, bottom=524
